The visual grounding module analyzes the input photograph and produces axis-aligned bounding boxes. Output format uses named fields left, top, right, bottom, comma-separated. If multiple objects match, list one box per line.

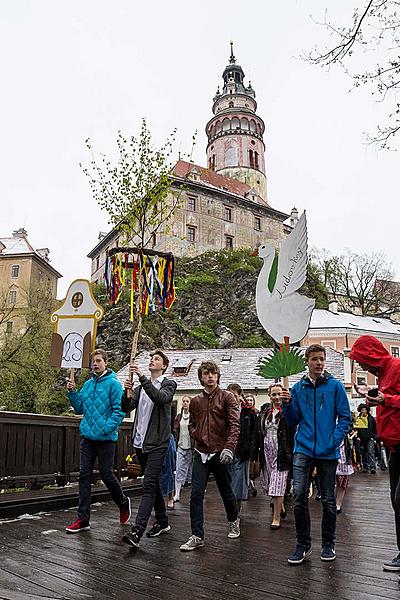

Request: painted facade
left=0, top=228, right=62, bottom=338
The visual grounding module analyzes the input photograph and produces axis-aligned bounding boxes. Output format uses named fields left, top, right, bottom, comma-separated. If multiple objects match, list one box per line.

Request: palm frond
left=259, top=347, right=305, bottom=379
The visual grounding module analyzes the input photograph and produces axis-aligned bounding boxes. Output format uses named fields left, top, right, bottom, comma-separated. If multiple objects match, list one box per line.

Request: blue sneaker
left=288, top=544, right=312, bottom=565
left=321, top=544, right=336, bottom=561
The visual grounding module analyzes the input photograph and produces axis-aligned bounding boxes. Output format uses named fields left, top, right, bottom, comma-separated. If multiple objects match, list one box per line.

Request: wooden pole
left=126, top=277, right=142, bottom=399
left=281, top=336, right=290, bottom=390
left=69, top=368, right=75, bottom=386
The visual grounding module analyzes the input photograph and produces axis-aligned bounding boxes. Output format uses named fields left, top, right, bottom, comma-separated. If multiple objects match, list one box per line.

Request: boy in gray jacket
left=121, top=350, right=177, bottom=549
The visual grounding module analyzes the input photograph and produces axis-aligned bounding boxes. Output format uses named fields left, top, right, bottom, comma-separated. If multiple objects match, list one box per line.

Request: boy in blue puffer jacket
left=282, top=344, right=351, bottom=565
left=65, top=348, right=130, bottom=534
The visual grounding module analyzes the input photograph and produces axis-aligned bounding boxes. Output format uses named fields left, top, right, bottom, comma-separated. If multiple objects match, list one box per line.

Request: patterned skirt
left=260, top=433, right=289, bottom=497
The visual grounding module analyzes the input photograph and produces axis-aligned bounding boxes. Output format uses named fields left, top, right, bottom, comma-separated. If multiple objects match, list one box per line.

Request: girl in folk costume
left=227, top=385, right=258, bottom=512
left=258, top=384, right=295, bottom=529
left=173, top=396, right=193, bottom=502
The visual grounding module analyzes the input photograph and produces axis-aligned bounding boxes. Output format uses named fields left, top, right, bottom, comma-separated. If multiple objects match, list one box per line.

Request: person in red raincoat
left=349, top=335, right=400, bottom=574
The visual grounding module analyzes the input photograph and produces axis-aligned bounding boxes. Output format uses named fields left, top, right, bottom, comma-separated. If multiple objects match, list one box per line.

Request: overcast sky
left=1, top=1, right=398, bottom=297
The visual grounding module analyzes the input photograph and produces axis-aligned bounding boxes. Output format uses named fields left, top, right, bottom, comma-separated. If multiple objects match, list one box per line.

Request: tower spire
left=229, top=40, right=236, bottom=64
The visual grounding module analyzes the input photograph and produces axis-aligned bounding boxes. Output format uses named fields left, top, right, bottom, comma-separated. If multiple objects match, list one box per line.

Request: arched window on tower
left=250, top=119, right=256, bottom=133
left=231, top=117, right=240, bottom=130
left=249, top=150, right=254, bottom=168
left=254, top=151, right=259, bottom=169
left=222, top=118, right=230, bottom=132
left=241, top=118, right=249, bottom=130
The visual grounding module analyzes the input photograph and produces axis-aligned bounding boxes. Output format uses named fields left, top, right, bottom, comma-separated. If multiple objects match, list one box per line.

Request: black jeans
left=190, top=451, right=238, bottom=539
left=134, top=446, right=168, bottom=534
left=359, top=438, right=376, bottom=471
left=78, top=437, right=126, bottom=521
left=292, top=453, right=338, bottom=547
left=388, top=445, right=400, bottom=550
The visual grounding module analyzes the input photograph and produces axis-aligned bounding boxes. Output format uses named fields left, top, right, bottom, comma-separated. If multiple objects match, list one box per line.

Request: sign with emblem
left=50, top=279, right=104, bottom=369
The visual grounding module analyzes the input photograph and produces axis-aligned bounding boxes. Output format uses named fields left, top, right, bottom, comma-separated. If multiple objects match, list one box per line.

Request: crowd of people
left=64, top=337, right=400, bottom=577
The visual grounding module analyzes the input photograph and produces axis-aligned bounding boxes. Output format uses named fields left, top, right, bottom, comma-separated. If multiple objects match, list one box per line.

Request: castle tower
left=206, top=43, right=267, bottom=202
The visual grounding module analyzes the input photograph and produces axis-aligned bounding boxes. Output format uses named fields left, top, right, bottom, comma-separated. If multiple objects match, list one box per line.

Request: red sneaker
left=65, top=518, right=90, bottom=534
left=120, top=497, right=131, bottom=525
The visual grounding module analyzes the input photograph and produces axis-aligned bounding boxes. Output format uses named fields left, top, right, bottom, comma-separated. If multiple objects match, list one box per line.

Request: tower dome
left=206, top=43, right=267, bottom=202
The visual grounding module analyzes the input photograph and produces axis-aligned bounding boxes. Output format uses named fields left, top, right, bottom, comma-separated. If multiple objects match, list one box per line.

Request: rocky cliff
left=95, top=249, right=328, bottom=368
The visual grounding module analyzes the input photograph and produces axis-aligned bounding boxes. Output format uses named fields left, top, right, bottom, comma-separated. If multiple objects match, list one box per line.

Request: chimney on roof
left=328, top=300, right=339, bottom=314
left=98, top=231, right=107, bottom=241
left=36, top=248, right=50, bottom=261
left=290, top=207, right=299, bottom=227
left=12, top=227, right=27, bottom=238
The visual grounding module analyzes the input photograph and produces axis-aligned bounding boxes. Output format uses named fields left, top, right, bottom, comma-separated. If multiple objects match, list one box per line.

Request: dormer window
left=172, top=359, right=194, bottom=377
left=221, top=354, right=232, bottom=362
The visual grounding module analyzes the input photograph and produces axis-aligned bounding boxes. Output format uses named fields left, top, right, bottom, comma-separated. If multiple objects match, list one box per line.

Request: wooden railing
left=0, top=411, right=132, bottom=490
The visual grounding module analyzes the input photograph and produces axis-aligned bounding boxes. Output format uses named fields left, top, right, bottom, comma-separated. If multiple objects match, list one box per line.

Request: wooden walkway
left=0, top=470, right=398, bottom=600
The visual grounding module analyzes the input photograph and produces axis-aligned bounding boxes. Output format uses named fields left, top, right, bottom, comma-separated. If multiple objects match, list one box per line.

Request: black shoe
left=315, top=495, right=321, bottom=501
left=370, top=469, right=376, bottom=474
left=146, top=522, right=171, bottom=538
left=362, top=468, right=368, bottom=473
left=321, top=544, right=336, bottom=561
left=288, top=544, right=312, bottom=565
left=122, top=526, right=142, bottom=549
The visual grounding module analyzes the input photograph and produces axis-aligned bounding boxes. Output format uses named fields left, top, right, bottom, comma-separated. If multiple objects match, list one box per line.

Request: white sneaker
left=180, top=535, right=204, bottom=551
left=228, top=517, right=241, bottom=539
left=173, top=495, right=180, bottom=502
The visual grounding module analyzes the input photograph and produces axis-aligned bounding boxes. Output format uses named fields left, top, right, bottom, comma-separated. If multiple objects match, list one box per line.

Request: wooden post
left=281, top=336, right=290, bottom=390
left=126, top=275, right=143, bottom=399
left=69, top=368, right=75, bottom=386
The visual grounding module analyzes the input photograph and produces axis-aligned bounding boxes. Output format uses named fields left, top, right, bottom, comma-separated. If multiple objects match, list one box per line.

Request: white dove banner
left=255, top=211, right=315, bottom=345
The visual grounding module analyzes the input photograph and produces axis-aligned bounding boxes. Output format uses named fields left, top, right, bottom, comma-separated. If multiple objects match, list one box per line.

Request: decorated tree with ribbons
left=81, top=119, right=195, bottom=379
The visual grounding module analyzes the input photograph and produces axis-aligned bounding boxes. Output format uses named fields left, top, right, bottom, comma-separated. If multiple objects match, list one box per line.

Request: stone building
left=0, top=228, right=62, bottom=337
left=88, top=45, right=297, bottom=283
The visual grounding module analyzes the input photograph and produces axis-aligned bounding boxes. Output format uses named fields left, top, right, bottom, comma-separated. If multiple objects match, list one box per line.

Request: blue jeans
left=292, top=452, right=338, bottom=547
left=78, top=437, right=126, bottom=521
left=190, top=451, right=238, bottom=538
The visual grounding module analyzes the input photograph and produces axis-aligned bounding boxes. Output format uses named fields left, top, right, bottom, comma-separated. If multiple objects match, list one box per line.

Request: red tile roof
left=172, top=160, right=269, bottom=206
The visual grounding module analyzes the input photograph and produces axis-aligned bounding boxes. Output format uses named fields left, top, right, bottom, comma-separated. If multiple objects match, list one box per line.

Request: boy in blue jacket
left=65, top=348, right=129, bottom=533
left=282, top=344, right=351, bottom=564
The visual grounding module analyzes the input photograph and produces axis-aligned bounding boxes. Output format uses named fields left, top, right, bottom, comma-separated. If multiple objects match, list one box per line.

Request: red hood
left=349, top=335, right=392, bottom=370
left=350, top=335, right=400, bottom=451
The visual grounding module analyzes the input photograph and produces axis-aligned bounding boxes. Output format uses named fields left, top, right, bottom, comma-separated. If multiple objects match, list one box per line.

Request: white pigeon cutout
left=255, top=211, right=315, bottom=344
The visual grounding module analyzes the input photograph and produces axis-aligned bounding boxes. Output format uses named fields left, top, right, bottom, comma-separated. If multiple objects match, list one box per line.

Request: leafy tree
left=311, top=247, right=399, bottom=316
left=307, top=1, right=400, bottom=147
left=301, top=261, right=330, bottom=309
left=0, top=287, right=68, bottom=414
left=81, top=118, right=195, bottom=247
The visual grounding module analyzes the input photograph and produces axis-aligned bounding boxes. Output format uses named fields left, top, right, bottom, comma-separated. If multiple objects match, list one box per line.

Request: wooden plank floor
left=0, top=470, right=398, bottom=600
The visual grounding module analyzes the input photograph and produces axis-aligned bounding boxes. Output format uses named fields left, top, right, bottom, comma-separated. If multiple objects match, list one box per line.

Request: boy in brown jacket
left=180, top=360, right=240, bottom=551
